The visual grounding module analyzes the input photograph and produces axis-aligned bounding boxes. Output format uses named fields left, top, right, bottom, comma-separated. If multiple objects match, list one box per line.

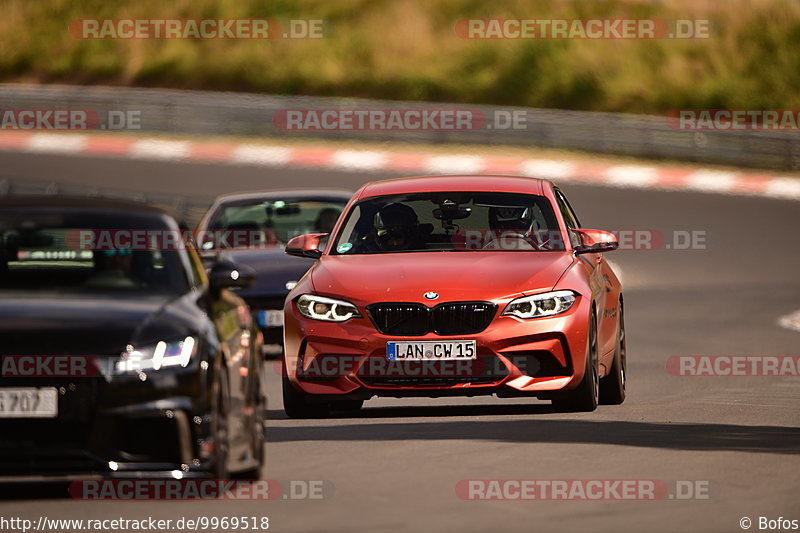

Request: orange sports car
left=281, top=176, right=625, bottom=417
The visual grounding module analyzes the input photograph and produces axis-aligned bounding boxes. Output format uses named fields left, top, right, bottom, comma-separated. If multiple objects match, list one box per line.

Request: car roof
left=213, top=189, right=353, bottom=205
left=356, top=175, right=548, bottom=199
left=0, top=195, right=173, bottom=216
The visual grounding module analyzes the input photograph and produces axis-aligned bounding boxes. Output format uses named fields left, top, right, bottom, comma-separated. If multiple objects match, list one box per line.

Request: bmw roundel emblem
left=424, top=291, right=439, bottom=300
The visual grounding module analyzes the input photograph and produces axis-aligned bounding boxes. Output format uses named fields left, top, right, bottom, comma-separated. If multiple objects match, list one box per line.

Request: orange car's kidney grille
left=367, top=302, right=496, bottom=336
left=432, top=302, right=496, bottom=335
left=367, top=303, right=429, bottom=335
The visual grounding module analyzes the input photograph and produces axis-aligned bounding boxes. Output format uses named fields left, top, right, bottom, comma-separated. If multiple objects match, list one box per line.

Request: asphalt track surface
left=1, top=151, right=799, bottom=533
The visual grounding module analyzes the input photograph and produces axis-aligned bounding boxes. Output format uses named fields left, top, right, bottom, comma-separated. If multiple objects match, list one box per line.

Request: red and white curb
left=1, top=132, right=799, bottom=201
left=779, top=310, right=800, bottom=334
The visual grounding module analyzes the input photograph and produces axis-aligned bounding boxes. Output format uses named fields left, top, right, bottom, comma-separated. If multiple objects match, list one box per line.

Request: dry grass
left=0, top=0, right=798, bottom=112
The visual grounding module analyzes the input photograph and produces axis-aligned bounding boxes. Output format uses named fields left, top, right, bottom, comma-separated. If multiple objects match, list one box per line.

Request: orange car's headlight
left=502, top=290, right=578, bottom=319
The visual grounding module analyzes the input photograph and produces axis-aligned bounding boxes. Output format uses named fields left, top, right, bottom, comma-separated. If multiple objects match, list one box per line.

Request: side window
left=553, top=188, right=582, bottom=247
left=185, top=243, right=209, bottom=288
left=333, top=204, right=361, bottom=253
left=558, top=190, right=582, bottom=228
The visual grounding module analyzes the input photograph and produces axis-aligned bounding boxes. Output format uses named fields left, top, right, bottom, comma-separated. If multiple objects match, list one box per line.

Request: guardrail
left=1, top=83, right=799, bottom=171
left=0, top=177, right=210, bottom=226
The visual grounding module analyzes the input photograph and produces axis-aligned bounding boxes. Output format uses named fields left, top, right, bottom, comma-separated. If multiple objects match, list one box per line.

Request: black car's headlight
left=502, top=290, right=578, bottom=319
left=297, top=294, right=361, bottom=322
left=116, top=336, right=198, bottom=373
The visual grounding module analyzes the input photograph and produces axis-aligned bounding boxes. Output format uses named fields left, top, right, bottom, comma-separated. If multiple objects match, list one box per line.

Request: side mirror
left=285, top=233, right=327, bottom=259
left=199, top=249, right=219, bottom=271
left=209, top=259, right=256, bottom=292
left=572, top=229, right=619, bottom=255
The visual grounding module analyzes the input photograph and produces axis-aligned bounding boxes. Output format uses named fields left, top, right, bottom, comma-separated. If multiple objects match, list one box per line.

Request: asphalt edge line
left=1, top=132, right=798, bottom=201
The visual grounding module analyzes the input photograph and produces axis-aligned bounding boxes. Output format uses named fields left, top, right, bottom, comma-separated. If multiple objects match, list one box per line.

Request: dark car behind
left=196, top=190, right=352, bottom=357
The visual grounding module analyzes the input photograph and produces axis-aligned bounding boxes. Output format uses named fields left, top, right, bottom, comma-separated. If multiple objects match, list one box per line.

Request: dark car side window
left=553, top=188, right=582, bottom=247
left=185, top=244, right=208, bottom=288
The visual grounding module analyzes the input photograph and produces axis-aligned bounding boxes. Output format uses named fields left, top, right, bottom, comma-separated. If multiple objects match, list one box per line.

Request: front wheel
left=553, top=312, right=599, bottom=412
left=235, top=379, right=266, bottom=479
left=282, top=375, right=331, bottom=419
left=600, top=302, right=626, bottom=405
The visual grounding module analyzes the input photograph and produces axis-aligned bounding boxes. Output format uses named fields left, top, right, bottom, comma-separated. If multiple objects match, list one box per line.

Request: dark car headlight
left=503, top=290, right=578, bottom=319
left=297, top=294, right=361, bottom=322
left=116, top=336, right=198, bottom=373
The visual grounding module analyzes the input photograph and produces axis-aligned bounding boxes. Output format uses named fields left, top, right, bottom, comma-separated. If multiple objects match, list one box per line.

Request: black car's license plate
left=0, top=387, right=58, bottom=418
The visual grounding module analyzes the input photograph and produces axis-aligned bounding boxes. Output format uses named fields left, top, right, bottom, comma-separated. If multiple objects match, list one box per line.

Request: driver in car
left=368, top=203, right=424, bottom=252
left=484, top=206, right=536, bottom=250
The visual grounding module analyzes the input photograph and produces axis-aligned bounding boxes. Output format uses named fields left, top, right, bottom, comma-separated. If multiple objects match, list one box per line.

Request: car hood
left=223, top=249, right=315, bottom=298
left=309, top=252, right=575, bottom=304
left=0, top=292, right=203, bottom=356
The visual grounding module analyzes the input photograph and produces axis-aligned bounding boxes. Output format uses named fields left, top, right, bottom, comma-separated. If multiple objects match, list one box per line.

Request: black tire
left=282, top=375, right=330, bottom=419
left=553, top=311, right=599, bottom=412
left=235, top=378, right=266, bottom=479
left=210, top=364, right=231, bottom=479
left=331, top=399, right=364, bottom=413
left=600, top=301, right=627, bottom=405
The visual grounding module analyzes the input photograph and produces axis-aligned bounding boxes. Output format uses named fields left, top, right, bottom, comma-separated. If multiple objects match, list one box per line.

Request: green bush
left=1, top=0, right=798, bottom=113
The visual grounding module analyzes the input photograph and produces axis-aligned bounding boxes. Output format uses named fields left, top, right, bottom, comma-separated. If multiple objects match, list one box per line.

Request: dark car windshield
left=202, top=198, right=347, bottom=250
left=0, top=208, right=190, bottom=294
left=332, top=192, right=565, bottom=254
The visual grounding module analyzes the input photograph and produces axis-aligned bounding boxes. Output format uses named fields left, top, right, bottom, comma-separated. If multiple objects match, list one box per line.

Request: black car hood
left=0, top=292, right=204, bottom=356
left=223, top=249, right=315, bottom=299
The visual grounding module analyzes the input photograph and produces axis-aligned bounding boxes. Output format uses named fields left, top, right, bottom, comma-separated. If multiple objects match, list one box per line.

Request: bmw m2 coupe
left=282, top=176, right=625, bottom=417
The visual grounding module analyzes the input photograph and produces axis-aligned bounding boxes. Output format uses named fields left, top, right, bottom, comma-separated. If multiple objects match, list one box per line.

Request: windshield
left=0, top=208, right=190, bottom=294
left=332, top=192, right=565, bottom=254
left=203, top=198, right=347, bottom=250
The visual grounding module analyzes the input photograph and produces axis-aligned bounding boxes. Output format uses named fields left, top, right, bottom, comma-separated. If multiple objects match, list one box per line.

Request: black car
left=0, top=197, right=265, bottom=481
left=196, top=190, right=352, bottom=358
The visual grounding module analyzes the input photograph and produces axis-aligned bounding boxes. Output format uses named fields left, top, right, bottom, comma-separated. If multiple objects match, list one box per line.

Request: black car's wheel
left=235, top=378, right=266, bottom=479
left=282, top=375, right=330, bottom=419
left=553, top=311, right=599, bottom=412
left=331, top=399, right=364, bottom=413
left=600, top=301, right=627, bottom=405
left=210, top=364, right=231, bottom=479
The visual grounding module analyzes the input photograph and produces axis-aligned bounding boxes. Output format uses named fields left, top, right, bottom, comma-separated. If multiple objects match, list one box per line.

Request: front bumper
left=0, top=364, right=216, bottom=481
left=283, top=297, right=591, bottom=399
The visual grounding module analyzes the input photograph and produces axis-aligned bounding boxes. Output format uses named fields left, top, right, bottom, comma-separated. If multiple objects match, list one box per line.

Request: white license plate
left=0, top=387, right=58, bottom=418
left=258, top=310, right=284, bottom=328
left=387, top=340, right=476, bottom=361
